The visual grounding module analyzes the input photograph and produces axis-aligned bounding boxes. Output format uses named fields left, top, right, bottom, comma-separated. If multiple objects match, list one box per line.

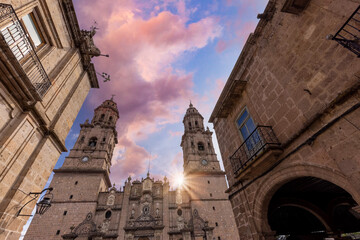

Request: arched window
left=195, top=121, right=198, bottom=126
left=100, top=114, right=105, bottom=121
left=88, top=137, right=97, bottom=147
left=198, top=142, right=204, bottom=151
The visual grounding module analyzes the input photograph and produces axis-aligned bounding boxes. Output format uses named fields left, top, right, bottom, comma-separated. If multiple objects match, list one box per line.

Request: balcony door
left=1, top=12, right=44, bottom=61
left=237, top=108, right=261, bottom=154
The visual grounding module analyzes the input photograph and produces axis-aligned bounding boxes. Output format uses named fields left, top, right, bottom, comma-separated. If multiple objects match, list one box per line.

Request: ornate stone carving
left=80, top=26, right=101, bottom=57
left=107, top=195, right=115, bottom=206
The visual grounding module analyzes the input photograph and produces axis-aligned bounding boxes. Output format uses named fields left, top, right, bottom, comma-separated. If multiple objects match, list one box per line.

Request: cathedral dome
left=95, top=98, right=119, bottom=117
left=92, top=98, right=119, bottom=127
left=184, top=102, right=203, bottom=119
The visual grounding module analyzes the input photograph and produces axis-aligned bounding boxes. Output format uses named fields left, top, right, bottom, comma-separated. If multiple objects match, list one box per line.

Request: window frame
left=0, top=8, right=48, bottom=63
left=235, top=107, right=262, bottom=152
left=235, top=107, right=257, bottom=142
left=20, top=12, right=45, bottom=50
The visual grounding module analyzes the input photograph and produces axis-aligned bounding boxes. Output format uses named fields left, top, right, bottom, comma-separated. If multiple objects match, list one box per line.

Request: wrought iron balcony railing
left=0, top=3, right=51, bottom=98
left=329, top=5, right=360, bottom=57
left=230, top=125, right=281, bottom=174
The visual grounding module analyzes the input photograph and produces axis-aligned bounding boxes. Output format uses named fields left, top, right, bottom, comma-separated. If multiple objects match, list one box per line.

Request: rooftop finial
left=111, top=94, right=115, bottom=101
left=189, top=100, right=193, bottom=108
left=147, top=152, right=151, bottom=178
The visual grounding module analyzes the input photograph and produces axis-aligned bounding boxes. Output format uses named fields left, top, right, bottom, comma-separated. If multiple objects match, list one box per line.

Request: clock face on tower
left=201, top=159, right=208, bottom=166
left=81, top=156, right=89, bottom=162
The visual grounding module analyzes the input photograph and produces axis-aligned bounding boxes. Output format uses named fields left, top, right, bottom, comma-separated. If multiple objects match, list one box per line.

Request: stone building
left=24, top=100, right=239, bottom=240
left=209, top=0, right=360, bottom=239
left=0, top=0, right=100, bottom=238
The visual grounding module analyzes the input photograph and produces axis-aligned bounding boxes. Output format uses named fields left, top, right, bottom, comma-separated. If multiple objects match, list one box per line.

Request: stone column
left=162, top=179, right=170, bottom=240
left=118, top=178, right=132, bottom=240
left=181, top=230, right=191, bottom=240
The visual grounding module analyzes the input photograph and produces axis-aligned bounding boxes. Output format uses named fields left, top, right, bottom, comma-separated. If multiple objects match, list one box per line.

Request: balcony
left=0, top=3, right=51, bottom=99
left=329, top=5, right=360, bottom=57
left=230, top=126, right=282, bottom=178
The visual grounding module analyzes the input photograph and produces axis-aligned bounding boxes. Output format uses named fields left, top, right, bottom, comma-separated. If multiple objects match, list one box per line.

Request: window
left=213, top=206, right=215, bottom=210
left=56, top=230, right=60, bottom=235
left=109, top=116, right=113, bottom=122
left=215, top=222, right=218, bottom=226
left=1, top=12, right=44, bottom=61
left=218, top=237, right=221, bottom=240
left=105, top=210, right=112, bottom=219
left=208, top=180, right=210, bottom=184
left=237, top=108, right=260, bottom=151
left=100, top=114, right=105, bottom=121
left=69, top=195, right=73, bottom=199
left=79, top=136, right=85, bottom=143
left=102, top=137, right=106, bottom=142
left=75, top=181, right=78, bottom=185
left=198, top=142, right=204, bottom=151
left=177, top=209, right=182, bottom=216
left=22, top=13, right=43, bottom=47
left=63, top=211, right=67, bottom=216
left=88, top=137, right=97, bottom=147
left=210, top=193, right=213, bottom=197
left=195, top=121, right=198, bottom=126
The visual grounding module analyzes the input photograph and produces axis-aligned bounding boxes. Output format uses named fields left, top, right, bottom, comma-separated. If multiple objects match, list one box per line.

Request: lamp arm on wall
left=16, top=187, right=53, bottom=217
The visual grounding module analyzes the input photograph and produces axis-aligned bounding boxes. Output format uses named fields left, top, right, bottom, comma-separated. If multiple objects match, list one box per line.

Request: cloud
left=169, top=130, right=182, bottom=137
left=73, top=0, right=222, bottom=183
left=215, top=0, right=266, bottom=52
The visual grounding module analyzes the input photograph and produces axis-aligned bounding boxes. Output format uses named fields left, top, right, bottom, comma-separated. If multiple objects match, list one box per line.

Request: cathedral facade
left=24, top=99, right=239, bottom=240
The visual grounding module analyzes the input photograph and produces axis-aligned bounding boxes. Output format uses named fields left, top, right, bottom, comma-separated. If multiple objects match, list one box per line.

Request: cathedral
left=24, top=99, right=239, bottom=240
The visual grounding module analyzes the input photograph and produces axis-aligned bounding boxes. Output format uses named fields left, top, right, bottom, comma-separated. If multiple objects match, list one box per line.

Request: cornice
left=209, top=0, right=276, bottom=122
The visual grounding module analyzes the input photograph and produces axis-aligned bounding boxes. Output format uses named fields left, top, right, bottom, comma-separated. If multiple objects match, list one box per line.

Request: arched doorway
left=267, top=177, right=360, bottom=239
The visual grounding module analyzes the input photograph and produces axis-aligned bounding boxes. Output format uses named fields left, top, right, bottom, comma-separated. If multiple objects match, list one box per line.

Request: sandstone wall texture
left=0, top=0, right=99, bottom=238
left=210, top=0, right=360, bottom=239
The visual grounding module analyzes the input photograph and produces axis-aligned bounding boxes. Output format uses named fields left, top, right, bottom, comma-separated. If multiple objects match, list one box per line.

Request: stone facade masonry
left=24, top=102, right=240, bottom=240
left=210, top=0, right=360, bottom=239
left=0, top=0, right=100, bottom=239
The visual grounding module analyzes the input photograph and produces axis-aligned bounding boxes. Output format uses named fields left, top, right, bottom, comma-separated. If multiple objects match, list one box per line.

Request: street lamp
left=17, top=187, right=53, bottom=217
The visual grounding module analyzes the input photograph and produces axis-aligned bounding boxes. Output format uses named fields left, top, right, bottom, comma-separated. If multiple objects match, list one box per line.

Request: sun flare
left=174, top=173, right=185, bottom=188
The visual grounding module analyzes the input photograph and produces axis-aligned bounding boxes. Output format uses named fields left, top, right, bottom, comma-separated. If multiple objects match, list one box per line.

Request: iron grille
left=330, top=5, right=360, bottom=57
left=0, top=3, right=51, bottom=98
left=230, top=125, right=281, bottom=174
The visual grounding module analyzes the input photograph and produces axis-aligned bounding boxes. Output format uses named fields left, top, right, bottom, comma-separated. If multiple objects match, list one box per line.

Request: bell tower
left=181, top=102, right=221, bottom=174
left=62, top=98, right=119, bottom=174
left=24, top=98, right=119, bottom=240
left=181, top=103, right=238, bottom=240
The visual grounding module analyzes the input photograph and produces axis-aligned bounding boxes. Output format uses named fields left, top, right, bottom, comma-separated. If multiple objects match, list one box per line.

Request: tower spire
left=147, top=152, right=151, bottom=178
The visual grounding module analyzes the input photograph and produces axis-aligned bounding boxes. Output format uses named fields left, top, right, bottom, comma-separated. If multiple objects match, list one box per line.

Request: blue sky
left=54, top=0, right=268, bottom=187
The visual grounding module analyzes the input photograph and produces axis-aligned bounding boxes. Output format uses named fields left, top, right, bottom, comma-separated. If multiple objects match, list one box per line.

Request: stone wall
left=211, top=0, right=360, bottom=238
left=0, top=0, right=99, bottom=238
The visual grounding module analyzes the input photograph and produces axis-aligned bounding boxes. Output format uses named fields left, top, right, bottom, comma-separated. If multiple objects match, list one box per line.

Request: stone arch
left=252, top=163, right=360, bottom=234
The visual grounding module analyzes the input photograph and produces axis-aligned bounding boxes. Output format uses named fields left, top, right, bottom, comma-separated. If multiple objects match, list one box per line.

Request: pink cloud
left=73, top=0, right=221, bottom=184
left=169, top=130, right=182, bottom=137
left=215, top=20, right=257, bottom=53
